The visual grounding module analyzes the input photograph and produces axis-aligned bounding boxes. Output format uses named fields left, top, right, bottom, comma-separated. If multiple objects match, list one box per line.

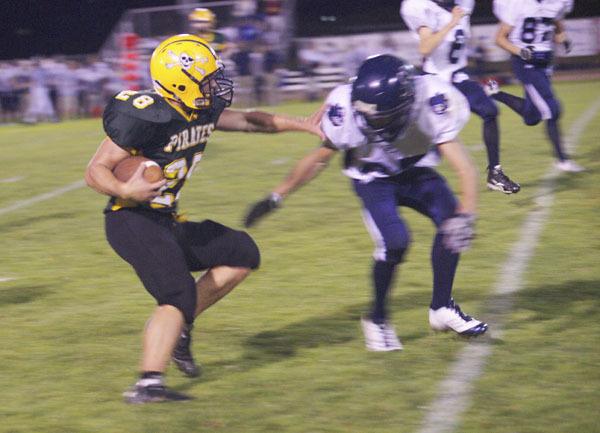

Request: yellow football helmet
left=150, top=34, right=233, bottom=109
left=188, top=8, right=216, bottom=31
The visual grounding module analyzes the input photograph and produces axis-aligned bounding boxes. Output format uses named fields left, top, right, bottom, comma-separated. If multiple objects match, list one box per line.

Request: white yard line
left=418, top=99, right=600, bottom=433
left=0, top=176, right=24, bottom=183
left=0, top=277, right=16, bottom=282
left=0, top=180, right=86, bottom=217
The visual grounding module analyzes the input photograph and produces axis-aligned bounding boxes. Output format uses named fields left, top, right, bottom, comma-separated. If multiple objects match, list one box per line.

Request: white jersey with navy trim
left=401, top=0, right=474, bottom=83
left=493, top=0, right=573, bottom=52
left=321, top=74, right=470, bottom=182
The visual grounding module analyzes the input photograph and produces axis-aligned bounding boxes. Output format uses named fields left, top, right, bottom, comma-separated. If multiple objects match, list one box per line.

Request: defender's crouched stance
left=85, top=34, right=323, bottom=403
left=245, top=55, right=488, bottom=352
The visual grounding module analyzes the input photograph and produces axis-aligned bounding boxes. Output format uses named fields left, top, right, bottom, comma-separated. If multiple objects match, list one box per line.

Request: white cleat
left=429, top=299, right=488, bottom=337
left=554, top=159, right=585, bottom=173
left=361, top=317, right=403, bottom=351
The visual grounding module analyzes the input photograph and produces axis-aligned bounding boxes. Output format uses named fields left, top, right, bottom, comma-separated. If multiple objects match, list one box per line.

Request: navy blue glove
left=244, top=193, right=282, bottom=228
left=563, top=39, right=572, bottom=54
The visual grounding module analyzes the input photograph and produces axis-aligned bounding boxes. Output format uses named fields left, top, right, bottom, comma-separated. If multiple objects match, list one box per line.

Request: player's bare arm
left=417, top=6, right=466, bottom=56
left=216, top=104, right=326, bottom=139
left=438, top=139, right=478, bottom=215
left=243, top=144, right=336, bottom=227
left=553, top=19, right=571, bottom=52
left=495, top=22, right=521, bottom=56
left=85, top=137, right=166, bottom=202
left=273, top=144, right=336, bottom=198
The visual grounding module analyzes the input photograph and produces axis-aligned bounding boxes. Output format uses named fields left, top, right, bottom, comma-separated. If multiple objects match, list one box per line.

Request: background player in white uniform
left=244, top=55, right=488, bottom=351
left=401, top=0, right=521, bottom=193
left=489, top=0, right=583, bottom=172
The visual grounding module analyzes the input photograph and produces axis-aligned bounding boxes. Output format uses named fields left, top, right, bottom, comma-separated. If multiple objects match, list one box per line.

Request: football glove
left=440, top=213, right=476, bottom=253
left=243, top=193, right=282, bottom=228
left=563, top=38, right=572, bottom=54
left=520, top=47, right=553, bottom=66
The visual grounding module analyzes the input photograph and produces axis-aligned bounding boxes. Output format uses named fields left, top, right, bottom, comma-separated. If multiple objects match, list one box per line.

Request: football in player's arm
left=489, top=0, right=583, bottom=172
left=245, top=55, right=488, bottom=353
left=84, top=34, right=323, bottom=404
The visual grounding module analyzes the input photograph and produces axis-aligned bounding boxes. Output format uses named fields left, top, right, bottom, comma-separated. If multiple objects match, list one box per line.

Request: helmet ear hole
left=178, top=85, right=186, bottom=91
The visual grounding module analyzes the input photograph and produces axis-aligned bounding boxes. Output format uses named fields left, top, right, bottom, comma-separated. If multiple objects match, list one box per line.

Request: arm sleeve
left=557, top=0, right=573, bottom=19
left=459, top=0, right=475, bottom=14
left=102, top=99, right=156, bottom=151
left=320, top=85, right=364, bottom=151
left=493, top=0, right=516, bottom=25
left=400, top=0, right=434, bottom=35
left=428, top=86, right=471, bottom=145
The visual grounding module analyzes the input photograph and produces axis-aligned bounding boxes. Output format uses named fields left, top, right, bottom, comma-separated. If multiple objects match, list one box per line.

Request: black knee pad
left=481, top=104, right=499, bottom=121
left=385, top=248, right=407, bottom=265
left=233, top=231, right=261, bottom=269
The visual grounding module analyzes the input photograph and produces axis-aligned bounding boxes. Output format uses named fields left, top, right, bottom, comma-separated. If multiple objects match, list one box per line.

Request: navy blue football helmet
left=432, top=0, right=456, bottom=10
left=351, top=54, right=416, bottom=141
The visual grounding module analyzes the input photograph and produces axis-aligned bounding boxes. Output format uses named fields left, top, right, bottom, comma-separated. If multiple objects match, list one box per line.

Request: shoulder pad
left=103, top=91, right=172, bottom=150
left=401, top=0, right=435, bottom=32
left=415, top=75, right=470, bottom=144
left=105, top=91, right=173, bottom=124
left=321, top=85, right=365, bottom=150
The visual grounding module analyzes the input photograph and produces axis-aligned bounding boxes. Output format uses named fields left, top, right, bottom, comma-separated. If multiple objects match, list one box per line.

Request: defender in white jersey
left=401, top=0, right=521, bottom=193
left=489, top=0, right=584, bottom=172
left=244, top=55, right=488, bottom=351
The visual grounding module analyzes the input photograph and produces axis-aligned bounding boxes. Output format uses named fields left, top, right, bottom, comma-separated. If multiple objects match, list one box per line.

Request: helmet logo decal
left=165, top=50, right=210, bottom=75
left=430, top=93, right=449, bottom=115
left=353, top=100, right=378, bottom=115
left=327, top=104, right=345, bottom=127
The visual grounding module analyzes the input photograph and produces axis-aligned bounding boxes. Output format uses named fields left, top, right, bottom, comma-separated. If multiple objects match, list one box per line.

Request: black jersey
left=102, top=90, right=226, bottom=214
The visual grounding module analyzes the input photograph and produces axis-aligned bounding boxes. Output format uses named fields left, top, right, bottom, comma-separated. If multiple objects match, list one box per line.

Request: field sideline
left=1, top=81, right=599, bottom=433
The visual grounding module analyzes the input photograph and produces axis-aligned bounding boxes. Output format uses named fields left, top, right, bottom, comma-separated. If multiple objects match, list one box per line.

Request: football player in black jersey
left=85, top=34, right=324, bottom=403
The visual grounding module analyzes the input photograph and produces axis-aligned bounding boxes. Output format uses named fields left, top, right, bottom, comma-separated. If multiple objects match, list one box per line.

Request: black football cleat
left=172, top=325, right=201, bottom=378
left=123, top=383, right=193, bottom=404
left=487, top=165, right=521, bottom=194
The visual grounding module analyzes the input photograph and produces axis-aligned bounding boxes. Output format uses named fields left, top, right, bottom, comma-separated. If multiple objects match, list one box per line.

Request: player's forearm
left=454, top=164, right=478, bottom=214
left=495, top=29, right=521, bottom=56
left=419, top=25, right=455, bottom=56
left=439, top=140, right=478, bottom=214
left=273, top=148, right=331, bottom=198
left=554, top=20, right=567, bottom=43
left=85, top=163, right=126, bottom=198
left=245, top=111, right=318, bottom=135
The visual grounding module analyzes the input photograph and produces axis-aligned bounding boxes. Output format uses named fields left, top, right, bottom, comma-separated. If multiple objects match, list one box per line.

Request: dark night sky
left=2, top=0, right=599, bottom=59
left=0, top=0, right=176, bottom=60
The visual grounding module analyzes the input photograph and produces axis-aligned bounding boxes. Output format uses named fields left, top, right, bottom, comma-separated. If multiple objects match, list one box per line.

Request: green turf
left=0, top=81, right=598, bottom=433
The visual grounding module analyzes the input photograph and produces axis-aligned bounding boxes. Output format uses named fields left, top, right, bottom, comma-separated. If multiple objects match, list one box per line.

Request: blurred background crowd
left=1, top=0, right=599, bottom=124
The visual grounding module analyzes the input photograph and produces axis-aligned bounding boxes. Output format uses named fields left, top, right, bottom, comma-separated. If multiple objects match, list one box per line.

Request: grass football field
left=1, top=81, right=599, bottom=433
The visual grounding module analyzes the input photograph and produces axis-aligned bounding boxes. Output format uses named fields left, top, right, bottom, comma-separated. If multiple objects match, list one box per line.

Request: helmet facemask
left=188, top=68, right=233, bottom=108
left=356, top=95, right=415, bottom=141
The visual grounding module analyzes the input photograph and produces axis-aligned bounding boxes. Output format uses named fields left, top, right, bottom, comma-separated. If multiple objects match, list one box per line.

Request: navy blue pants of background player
left=511, top=55, right=561, bottom=125
left=352, top=166, right=461, bottom=315
left=105, top=208, right=260, bottom=324
left=453, top=77, right=500, bottom=169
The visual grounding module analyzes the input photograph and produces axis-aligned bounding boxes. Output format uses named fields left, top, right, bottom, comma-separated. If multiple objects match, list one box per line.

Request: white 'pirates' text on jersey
left=493, top=0, right=573, bottom=52
left=321, top=75, right=470, bottom=182
left=401, top=0, right=475, bottom=83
